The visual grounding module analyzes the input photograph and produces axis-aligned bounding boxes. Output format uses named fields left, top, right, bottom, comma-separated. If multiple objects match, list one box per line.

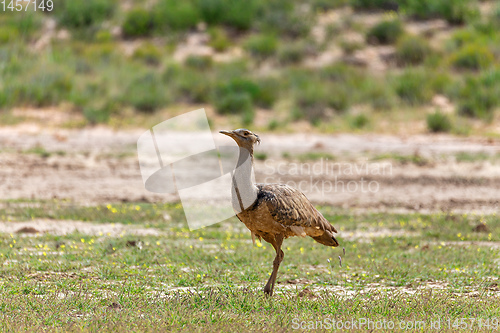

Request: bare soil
left=0, top=124, right=499, bottom=213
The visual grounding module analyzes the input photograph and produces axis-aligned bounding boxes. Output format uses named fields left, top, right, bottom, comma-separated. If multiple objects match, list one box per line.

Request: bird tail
left=311, top=230, right=339, bottom=247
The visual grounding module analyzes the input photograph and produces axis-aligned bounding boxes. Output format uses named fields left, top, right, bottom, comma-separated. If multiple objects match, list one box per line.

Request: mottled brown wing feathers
left=256, top=184, right=338, bottom=234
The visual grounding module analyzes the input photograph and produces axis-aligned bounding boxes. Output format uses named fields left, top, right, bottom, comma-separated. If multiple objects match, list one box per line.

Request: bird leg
left=263, top=234, right=284, bottom=296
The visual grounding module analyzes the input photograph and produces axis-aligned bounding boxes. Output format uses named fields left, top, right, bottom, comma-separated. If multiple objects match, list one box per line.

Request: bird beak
left=255, top=134, right=261, bottom=145
left=219, top=130, right=234, bottom=138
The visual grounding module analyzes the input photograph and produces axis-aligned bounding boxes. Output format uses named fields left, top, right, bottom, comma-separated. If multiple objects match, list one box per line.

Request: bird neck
left=231, top=146, right=258, bottom=212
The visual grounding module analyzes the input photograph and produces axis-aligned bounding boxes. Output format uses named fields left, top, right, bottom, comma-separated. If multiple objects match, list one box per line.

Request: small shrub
left=255, top=78, right=279, bottom=108
left=278, top=42, right=311, bottom=65
left=456, top=76, right=498, bottom=121
left=295, top=83, right=349, bottom=123
left=95, top=30, right=113, bottom=42
left=242, top=108, right=255, bottom=126
left=267, top=119, right=279, bottom=130
left=153, top=0, right=199, bottom=31
left=494, top=4, right=500, bottom=23
left=254, top=152, right=268, bottom=161
left=197, top=0, right=257, bottom=30
left=124, top=73, right=167, bottom=112
left=392, top=69, right=433, bottom=105
left=163, top=63, right=213, bottom=103
left=448, top=29, right=478, bottom=50
left=122, top=8, right=154, bottom=38
left=0, top=26, right=19, bottom=44
left=365, top=83, right=396, bottom=111
left=450, top=45, right=494, bottom=70
left=405, top=0, right=479, bottom=25
left=351, top=0, right=399, bottom=11
left=18, top=68, right=73, bottom=107
left=82, top=42, right=116, bottom=62
left=396, top=34, right=432, bottom=65
left=208, top=27, right=231, bottom=52
left=366, top=18, right=403, bottom=44
left=213, top=77, right=276, bottom=109
left=258, top=0, right=311, bottom=38
left=244, top=34, right=278, bottom=59
left=185, top=55, right=213, bottom=70
left=349, top=114, right=370, bottom=129
left=132, top=43, right=162, bottom=66
left=3, top=11, right=42, bottom=39
left=83, top=106, right=110, bottom=124
left=69, top=81, right=106, bottom=108
left=427, top=111, right=451, bottom=132
left=57, top=0, right=115, bottom=29
left=339, top=39, right=364, bottom=55
left=215, top=92, right=253, bottom=115
left=312, top=0, right=349, bottom=11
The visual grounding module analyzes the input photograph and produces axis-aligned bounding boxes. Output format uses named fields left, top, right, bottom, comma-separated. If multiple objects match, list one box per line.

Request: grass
left=0, top=200, right=499, bottom=331
left=427, top=110, right=452, bottom=133
left=372, top=152, right=429, bottom=166
left=296, top=152, right=336, bottom=162
left=455, top=152, right=500, bottom=163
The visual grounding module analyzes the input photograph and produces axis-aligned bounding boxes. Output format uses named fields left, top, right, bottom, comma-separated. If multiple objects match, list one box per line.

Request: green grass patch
left=427, top=110, right=452, bottom=133
left=0, top=200, right=499, bottom=330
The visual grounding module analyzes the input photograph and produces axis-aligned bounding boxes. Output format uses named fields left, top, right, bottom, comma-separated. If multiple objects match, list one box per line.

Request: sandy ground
left=0, top=125, right=499, bottom=213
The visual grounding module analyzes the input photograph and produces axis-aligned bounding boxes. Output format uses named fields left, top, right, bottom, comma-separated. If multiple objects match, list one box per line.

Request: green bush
left=494, top=4, right=500, bottom=24
left=185, top=55, right=213, bottom=70
left=396, top=34, right=432, bottom=65
left=163, top=64, right=212, bottom=103
left=339, top=39, right=364, bottom=55
left=258, top=0, right=311, bottom=38
left=294, top=83, right=349, bottom=123
left=448, top=29, right=479, bottom=50
left=208, top=27, right=231, bottom=52
left=366, top=18, right=403, bottom=45
left=392, top=69, right=433, bottom=105
left=450, top=45, right=494, bottom=70
left=254, top=78, right=279, bottom=108
left=456, top=73, right=499, bottom=121
left=242, top=107, right=255, bottom=126
left=122, top=8, right=154, bottom=38
left=2, top=11, right=42, bottom=39
left=83, top=106, right=110, bottom=124
left=365, top=83, right=396, bottom=111
left=132, top=43, right=162, bottom=66
left=17, top=68, right=73, bottom=107
left=351, top=0, right=400, bottom=11
left=244, top=34, right=278, bottom=59
left=212, top=75, right=277, bottom=114
left=213, top=77, right=275, bottom=109
left=124, top=73, right=167, bottom=112
left=215, top=92, right=253, bottom=115
left=57, top=0, right=115, bottom=29
left=94, top=30, right=113, bottom=42
left=312, top=0, right=349, bottom=11
left=278, top=42, right=310, bottom=65
left=153, top=0, right=200, bottom=31
left=197, top=0, right=257, bottom=30
left=0, top=26, right=19, bottom=44
left=349, top=114, right=370, bottom=129
left=427, top=111, right=452, bottom=132
left=404, top=0, right=479, bottom=25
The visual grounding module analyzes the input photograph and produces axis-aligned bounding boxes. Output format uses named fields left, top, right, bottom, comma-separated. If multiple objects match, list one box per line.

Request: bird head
left=219, top=129, right=261, bottom=150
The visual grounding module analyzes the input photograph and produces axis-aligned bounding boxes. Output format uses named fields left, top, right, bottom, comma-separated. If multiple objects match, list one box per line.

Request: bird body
left=219, top=129, right=339, bottom=295
left=237, top=184, right=338, bottom=246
